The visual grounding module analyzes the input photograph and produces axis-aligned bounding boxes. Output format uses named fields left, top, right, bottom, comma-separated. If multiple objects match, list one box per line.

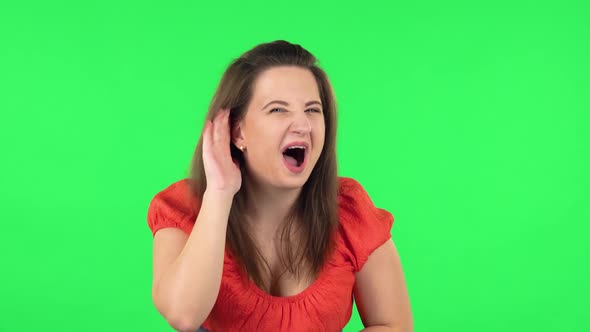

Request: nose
left=290, top=112, right=312, bottom=135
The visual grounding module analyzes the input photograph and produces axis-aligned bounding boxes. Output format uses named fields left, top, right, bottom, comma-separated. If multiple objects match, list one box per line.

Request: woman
left=147, top=40, right=413, bottom=332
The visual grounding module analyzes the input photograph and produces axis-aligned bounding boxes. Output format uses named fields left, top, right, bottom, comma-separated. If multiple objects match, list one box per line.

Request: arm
left=354, top=239, right=413, bottom=332
left=151, top=109, right=241, bottom=332
left=151, top=191, right=232, bottom=332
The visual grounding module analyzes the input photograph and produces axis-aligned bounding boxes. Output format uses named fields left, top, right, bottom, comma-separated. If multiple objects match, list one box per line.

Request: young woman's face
left=234, top=66, right=325, bottom=190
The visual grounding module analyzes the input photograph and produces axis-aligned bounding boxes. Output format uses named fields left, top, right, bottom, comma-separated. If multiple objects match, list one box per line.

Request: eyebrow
left=261, top=100, right=322, bottom=110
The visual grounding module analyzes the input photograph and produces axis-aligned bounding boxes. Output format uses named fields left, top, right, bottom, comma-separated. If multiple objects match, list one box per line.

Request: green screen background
left=1, top=0, right=588, bottom=331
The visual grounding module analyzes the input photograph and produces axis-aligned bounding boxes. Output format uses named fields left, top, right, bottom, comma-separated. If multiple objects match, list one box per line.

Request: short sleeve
left=146, top=179, right=200, bottom=237
left=337, top=177, right=395, bottom=272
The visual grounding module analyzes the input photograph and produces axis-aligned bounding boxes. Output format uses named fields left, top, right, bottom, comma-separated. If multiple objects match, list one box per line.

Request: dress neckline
left=246, top=263, right=330, bottom=303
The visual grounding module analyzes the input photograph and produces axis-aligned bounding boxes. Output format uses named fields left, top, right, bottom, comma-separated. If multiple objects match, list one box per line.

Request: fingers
left=202, top=119, right=212, bottom=154
left=212, top=109, right=230, bottom=145
left=203, top=108, right=231, bottom=157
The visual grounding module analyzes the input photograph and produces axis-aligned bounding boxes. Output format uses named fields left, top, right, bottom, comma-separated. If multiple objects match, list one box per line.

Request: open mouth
left=282, top=145, right=307, bottom=169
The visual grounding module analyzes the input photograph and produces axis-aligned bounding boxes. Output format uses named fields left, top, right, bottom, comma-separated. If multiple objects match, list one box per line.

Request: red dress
left=147, top=177, right=394, bottom=332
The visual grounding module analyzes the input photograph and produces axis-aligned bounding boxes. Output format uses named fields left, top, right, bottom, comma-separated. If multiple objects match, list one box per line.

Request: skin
left=232, top=65, right=325, bottom=229
left=151, top=65, right=413, bottom=332
left=354, top=240, right=414, bottom=331
left=230, top=65, right=413, bottom=330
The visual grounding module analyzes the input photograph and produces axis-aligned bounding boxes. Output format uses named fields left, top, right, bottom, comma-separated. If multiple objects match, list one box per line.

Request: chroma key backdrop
left=0, top=0, right=588, bottom=331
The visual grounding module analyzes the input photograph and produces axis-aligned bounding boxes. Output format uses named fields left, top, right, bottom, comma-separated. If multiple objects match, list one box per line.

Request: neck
left=243, top=176, right=302, bottom=231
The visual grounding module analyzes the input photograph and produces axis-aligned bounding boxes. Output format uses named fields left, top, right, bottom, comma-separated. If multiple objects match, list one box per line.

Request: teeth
left=287, top=145, right=306, bottom=150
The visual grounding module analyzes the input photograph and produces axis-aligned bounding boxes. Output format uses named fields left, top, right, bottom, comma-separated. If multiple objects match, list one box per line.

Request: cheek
left=248, top=129, right=281, bottom=161
left=313, top=120, right=326, bottom=145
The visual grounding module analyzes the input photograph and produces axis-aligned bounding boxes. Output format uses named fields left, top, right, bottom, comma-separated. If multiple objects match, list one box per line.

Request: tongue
left=283, top=154, right=298, bottom=166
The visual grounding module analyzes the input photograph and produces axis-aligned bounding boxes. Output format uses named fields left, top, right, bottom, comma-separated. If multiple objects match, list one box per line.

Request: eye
left=270, top=108, right=285, bottom=113
left=306, top=108, right=322, bottom=113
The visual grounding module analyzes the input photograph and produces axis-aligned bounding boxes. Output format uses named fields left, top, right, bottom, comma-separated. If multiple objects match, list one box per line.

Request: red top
left=147, top=177, right=394, bottom=331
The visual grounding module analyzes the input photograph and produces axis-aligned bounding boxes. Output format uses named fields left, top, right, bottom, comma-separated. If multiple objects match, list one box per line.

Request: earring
left=239, top=145, right=246, bottom=151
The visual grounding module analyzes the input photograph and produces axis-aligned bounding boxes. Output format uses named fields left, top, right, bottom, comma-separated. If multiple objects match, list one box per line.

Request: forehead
left=251, top=66, right=320, bottom=103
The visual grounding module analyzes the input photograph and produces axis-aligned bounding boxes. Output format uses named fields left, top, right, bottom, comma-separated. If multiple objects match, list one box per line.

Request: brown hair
left=187, top=40, right=339, bottom=292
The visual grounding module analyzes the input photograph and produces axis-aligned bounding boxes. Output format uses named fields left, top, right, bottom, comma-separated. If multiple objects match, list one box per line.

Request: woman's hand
left=202, top=109, right=242, bottom=197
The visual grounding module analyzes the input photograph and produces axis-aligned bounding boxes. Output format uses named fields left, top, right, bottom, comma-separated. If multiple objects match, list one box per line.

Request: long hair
left=187, top=40, right=339, bottom=292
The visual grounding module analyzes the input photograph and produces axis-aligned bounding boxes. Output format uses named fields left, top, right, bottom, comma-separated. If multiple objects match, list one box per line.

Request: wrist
left=203, top=189, right=235, bottom=207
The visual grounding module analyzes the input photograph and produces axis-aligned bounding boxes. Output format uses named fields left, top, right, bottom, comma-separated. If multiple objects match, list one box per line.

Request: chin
left=273, top=168, right=313, bottom=190
left=280, top=176, right=309, bottom=189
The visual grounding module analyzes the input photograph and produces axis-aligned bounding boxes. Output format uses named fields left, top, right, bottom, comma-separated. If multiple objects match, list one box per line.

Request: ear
left=231, top=119, right=246, bottom=149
